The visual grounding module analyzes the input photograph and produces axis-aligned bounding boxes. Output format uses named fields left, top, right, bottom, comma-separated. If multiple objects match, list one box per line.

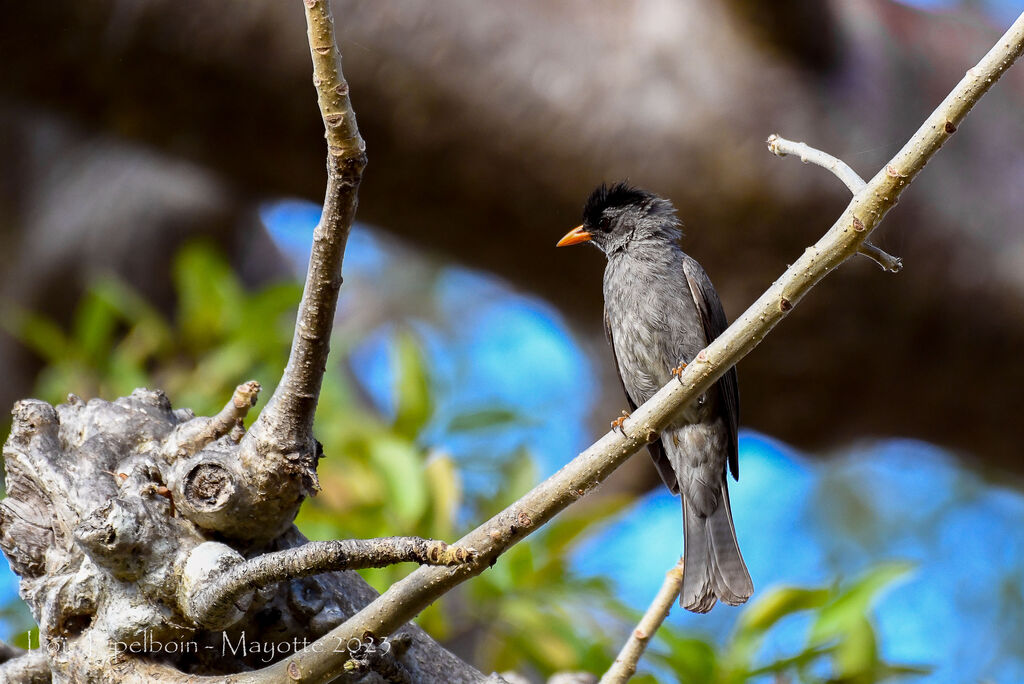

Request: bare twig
left=856, top=242, right=904, bottom=273
left=767, top=133, right=902, bottom=272
left=173, top=381, right=261, bottom=456
left=600, top=559, right=684, bottom=684
left=247, top=0, right=367, bottom=458
left=767, top=134, right=866, bottom=193
left=184, top=538, right=474, bottom=629
left=234, top=13, right=1024, bottom=683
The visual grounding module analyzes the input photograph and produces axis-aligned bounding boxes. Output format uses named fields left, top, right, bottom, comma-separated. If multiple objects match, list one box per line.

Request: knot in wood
left=183, top=462, right=235, bottom=512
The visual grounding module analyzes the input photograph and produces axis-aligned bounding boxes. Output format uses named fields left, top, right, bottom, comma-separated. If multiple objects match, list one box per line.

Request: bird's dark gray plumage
left=558, top=182, right=752, bottom=613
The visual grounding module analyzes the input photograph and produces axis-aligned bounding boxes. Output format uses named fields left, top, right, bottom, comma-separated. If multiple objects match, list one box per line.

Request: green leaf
left=810, top=562, right=914, bottom=645
left=446, top=407, right=526, bottom=432
left=391, top=332, right=432, bottom=440
left=367, top=437, right=427, bottom=525
left=239, top=281, right=302, bottom=359
left=71, top=290, right=119, bottom=367
left=10, top=627, right=39, bottom=651
left=484, top=450, right=537, bottom=513
left=876, top=662, right=935, bottom=678
left=4, top=309, right=69, bottom=361
left=424, top=453, right=460, bottom=537
left=173, top=241, right=243, bottom=349
left=91, top=276, right=173, bottom=352
left=747, top=644, right=834, bottom=677
left=832, top=614, right=879, bottom=676
left=727, top=585, right=831, bottom=674
left=736, top=585, right=831, bottom=636
left=650, top=630, right=717, bottom=684
left=536, top=496, right=630, bottom=559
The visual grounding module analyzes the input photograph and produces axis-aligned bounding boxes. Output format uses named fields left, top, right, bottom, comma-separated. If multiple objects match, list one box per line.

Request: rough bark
left=0, top=1, right=490, bottom=680
left=0, top=390, right=493, bottom=683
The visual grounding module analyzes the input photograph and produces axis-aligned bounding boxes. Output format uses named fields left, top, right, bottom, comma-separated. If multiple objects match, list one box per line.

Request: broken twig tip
left=858, top=242, right=903, bottom=273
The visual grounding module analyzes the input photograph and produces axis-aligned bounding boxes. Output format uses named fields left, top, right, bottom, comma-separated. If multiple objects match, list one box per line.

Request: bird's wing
left=682, top=256, right=740, bottom=481
left=605, top=311, right=680, bottom=494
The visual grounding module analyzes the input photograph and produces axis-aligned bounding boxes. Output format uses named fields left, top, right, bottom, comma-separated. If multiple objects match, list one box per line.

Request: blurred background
left=1, top=0, right=1023, bottom=682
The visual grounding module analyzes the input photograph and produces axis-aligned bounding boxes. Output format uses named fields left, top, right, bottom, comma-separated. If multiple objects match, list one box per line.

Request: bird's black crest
left=582, top=182, right=655, bottom=229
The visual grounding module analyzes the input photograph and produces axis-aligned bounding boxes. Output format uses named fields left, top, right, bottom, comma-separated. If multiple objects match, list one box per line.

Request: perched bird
left=556, top=182, right=752, bottom=613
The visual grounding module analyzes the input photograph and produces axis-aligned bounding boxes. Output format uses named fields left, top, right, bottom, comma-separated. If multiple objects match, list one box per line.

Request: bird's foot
left=610, top=410, right=630, bottom=435
left=670, top=363, right=688, bottom=382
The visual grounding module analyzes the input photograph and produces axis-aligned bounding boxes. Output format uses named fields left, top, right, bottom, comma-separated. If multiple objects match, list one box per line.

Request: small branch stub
left=600, top=559, right=685, bottom=684
left=172, top=381, right=261, bottom=458
left=858, top=242, right=904, bottom=273
left=767, top=135, right=904, bottom=273
left=766, top=134, right=867, bottom=193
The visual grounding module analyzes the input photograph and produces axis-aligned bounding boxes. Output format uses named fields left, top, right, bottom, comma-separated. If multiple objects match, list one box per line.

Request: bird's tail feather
left=680, top=485, right=753, bottom=612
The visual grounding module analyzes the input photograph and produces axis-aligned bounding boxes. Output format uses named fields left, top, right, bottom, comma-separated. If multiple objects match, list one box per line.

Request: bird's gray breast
left=603, top=247, right=707, bottom=415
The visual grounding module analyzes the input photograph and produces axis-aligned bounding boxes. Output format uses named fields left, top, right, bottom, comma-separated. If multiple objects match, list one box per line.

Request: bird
left=556, top=182, right=752, bottom=613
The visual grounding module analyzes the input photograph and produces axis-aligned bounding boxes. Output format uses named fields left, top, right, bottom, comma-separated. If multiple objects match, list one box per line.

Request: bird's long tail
left=680, top=484, right=753, bottom=612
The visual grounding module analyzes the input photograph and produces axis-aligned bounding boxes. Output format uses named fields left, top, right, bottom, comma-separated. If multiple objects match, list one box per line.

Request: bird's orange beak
left=556, top=225, right=592, bottom=247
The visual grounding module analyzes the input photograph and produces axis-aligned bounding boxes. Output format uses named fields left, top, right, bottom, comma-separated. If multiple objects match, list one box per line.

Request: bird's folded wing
left=605, top=310, right=680, bottom=494
left=682, top=256, right=741, bottom=481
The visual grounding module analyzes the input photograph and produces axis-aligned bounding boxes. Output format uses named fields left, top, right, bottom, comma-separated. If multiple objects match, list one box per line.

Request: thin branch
left=173, top=381, right=261, bottom=456
left=218, top=10, right=1024, bottom=684
left=856, top=242, right=904, bottom=273
left=766, top=133, right=902, bottom=272
left=248, top=0, right=367, bottom=456
left=600, top=559, right=684, bottom=684
left=766, top=133, right=866, bottom=193
left=185, top=538, right=474, bottom=629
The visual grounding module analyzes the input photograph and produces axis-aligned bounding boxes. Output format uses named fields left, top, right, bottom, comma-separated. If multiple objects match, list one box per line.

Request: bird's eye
left=598, top=216, right=611, bottom=232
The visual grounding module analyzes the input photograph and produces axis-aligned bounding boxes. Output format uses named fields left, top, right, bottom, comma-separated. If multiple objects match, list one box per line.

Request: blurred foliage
left=1, top=242, right=924, bottom=682
left=640, top=562, right=929, bottom=684
left=3, top=241, right=300, bottom=416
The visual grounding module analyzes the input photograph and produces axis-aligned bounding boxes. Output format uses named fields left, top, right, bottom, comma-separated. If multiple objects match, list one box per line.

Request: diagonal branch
left=767, top=133, right=902, bottom=272
left=213, top=9, right=1024, bottom=684
left=599, top=559, right=684, bottom=684
left=248, top=0, right=367, bottom=457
